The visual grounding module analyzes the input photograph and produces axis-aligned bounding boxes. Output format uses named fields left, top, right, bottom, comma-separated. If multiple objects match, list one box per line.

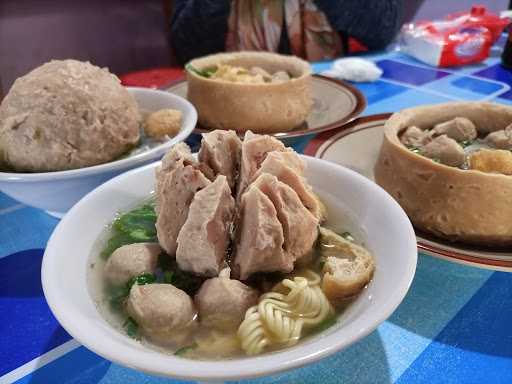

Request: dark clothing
left=170, top=0, right=403, bottom=65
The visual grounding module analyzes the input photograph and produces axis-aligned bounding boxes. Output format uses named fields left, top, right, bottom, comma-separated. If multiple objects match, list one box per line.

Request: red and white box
left=400, top=5, right=509, bottom=67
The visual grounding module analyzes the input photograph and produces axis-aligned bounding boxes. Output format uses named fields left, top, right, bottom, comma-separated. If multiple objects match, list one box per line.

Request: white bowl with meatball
left=42, top=130, right=417, bottom=381
left=0, top=60, right=197, bottom=217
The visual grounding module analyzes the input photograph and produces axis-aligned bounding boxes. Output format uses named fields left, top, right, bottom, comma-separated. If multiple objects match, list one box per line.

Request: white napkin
left=321, top=58, right=383, bottom=82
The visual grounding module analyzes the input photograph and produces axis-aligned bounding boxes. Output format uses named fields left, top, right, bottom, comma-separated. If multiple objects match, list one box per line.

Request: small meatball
left=421, top=135, right=465, bottom=167
left=195, top=270, right=259, bottom=330
left=432, top=117, right=477, bottom=142
left=400, top=126, right=430, bottom=148
left=469, top=149, right=512, bottom=175
left=249, top=66, right=272, bottom=81
left=127, top=283, right=196, bottom=342
left=485, top=125, right=512, bottom=150
left=104, top=243, right=160, bottom=286
left=271, top=71, right=291, bottom=83
left=144, top=109, right=182, bottom=138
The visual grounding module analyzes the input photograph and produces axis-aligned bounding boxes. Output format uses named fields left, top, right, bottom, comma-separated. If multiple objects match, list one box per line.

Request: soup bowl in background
left=0, top=87, right=197, bottom=217
left=42, top=156, right=417, bottom=381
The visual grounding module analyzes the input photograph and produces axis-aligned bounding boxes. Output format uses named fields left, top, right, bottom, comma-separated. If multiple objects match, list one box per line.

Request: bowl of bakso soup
left=42, top=130, right=417, bottom=381
left=375, top=102, right=512, bottom=246
left=0, top=59, right=197, bottom=216
left=186, top=51, right=313, bottom=133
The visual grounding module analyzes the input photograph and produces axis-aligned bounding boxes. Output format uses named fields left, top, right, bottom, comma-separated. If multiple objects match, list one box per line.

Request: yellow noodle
left=237, top=270, right=333, bottom=355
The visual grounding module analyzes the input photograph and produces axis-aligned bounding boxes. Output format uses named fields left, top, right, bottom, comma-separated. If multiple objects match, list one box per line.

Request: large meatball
left=127, top=283, right=197, bottom=343
left=0, top=59, right=140, bottom=171
left=104, top=243, right=161, bottom=286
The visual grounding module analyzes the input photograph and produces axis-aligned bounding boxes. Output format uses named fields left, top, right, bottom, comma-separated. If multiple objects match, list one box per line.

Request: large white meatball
left=195, top=272, right=259, bottom=330
left=126, top=283, right=196, bottom=342
left=0, top=59, right=141, bottom=171
left=104, top=243, right=161, bottom=286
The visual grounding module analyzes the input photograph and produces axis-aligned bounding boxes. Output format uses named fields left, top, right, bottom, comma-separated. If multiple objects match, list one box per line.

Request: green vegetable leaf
left=101, top=232, right=136, bottom=259
left=127, top=273, right=157, bottom=289
left=101, top=203, right=157, bottom=259
left=460, top=140, right=473, bottom=148
left=174, top=343, right=197, bottom=356
left=163, top=270, right=175, bottom=284
left=109, top=273, right=156, bottom=310
left=112, top=204, right=157, bottom=241
left=124, top=317, right=139, bottom=339
left=109, top=284, right=131, bottom=310
left=185, top=64, right=216, bottom=78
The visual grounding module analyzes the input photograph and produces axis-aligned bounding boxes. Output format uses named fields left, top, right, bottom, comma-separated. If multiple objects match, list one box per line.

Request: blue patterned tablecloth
left=2, top=38, right=512, bottom=383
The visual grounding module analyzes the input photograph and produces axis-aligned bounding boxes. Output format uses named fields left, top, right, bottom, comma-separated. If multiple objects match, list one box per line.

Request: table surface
left=2, top=38, right=512, bottom=384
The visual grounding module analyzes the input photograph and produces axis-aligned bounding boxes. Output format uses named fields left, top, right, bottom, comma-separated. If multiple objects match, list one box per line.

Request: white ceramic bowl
left=42, top=156, right=417, bottom=381
left=0, top=87, right=197, bottom=217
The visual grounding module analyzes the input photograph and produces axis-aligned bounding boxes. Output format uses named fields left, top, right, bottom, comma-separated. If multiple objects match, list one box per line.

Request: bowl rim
left=0, top=87, right=197, bottom=182
left=42, top=156, right=417, bottom=381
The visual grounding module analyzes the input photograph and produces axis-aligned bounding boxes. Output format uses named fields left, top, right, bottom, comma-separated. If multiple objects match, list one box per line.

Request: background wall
left=0, top=0, right=510, bottom=92
left=0, top=0, right=172, bottom=91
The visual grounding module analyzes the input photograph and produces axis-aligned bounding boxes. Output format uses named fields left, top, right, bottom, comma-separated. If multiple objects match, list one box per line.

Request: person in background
left=170, top=0, right=404, bottom=64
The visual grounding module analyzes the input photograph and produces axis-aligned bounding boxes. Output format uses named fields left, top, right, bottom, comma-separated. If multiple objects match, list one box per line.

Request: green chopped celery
left=174, top=343, right=197, bottom=356
left=185, top=64, right=216, bottom=78
left=127, top=273, right=157, bottom=289
left=124, top=317, right=139, bottom=339
left=109, top=273, right=156, bottom=310
left=109, top=284, right=131, bottom=310
left=101, top=232, right=136, bottom=259
left=101, top=203, right=157, bottom=259
left=163, top=270, right=175, bottom=284
left=112, top=204, right=157, bottom=241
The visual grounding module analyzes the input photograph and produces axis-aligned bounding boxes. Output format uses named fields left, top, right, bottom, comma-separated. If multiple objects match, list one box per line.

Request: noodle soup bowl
left=42, top=156, right=417, bottom=381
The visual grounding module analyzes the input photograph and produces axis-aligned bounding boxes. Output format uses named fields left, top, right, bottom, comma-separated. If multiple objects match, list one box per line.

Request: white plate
left=0, top=87, right=197, bottom=216
left=305, top=114, right=512, bottom=271
left=42, top=156, right=417, bottom=381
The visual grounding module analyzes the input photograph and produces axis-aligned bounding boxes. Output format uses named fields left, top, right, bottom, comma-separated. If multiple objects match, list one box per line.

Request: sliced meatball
left=400, top=126, right=430, bottom=148
left=252, top=173, right=318, bottom=264
left=156, top=163, right=211, bottom=255
left=158, top=142, right=214, bottom=182
left=485, top=124, right=512, bottom=150
left=195, top=270, right=259, bottom=330
left=159, top=142, right=195, bottom=173
left=233, top=185, right=290, bottom=280
left=127, top=283, right=196, bottom=342
left=432, top=117, right=477, bottom=142
left=254, top=150, right=324, bottom=221
left=176, top=176, right=235, bottom=276
left=198, top=130, right=242, bottom=191
left=421, top=135, right=465, bottom=167
left=104, top=243, right=161, bottom=286
left=236, top=131, right=286, bottom=201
